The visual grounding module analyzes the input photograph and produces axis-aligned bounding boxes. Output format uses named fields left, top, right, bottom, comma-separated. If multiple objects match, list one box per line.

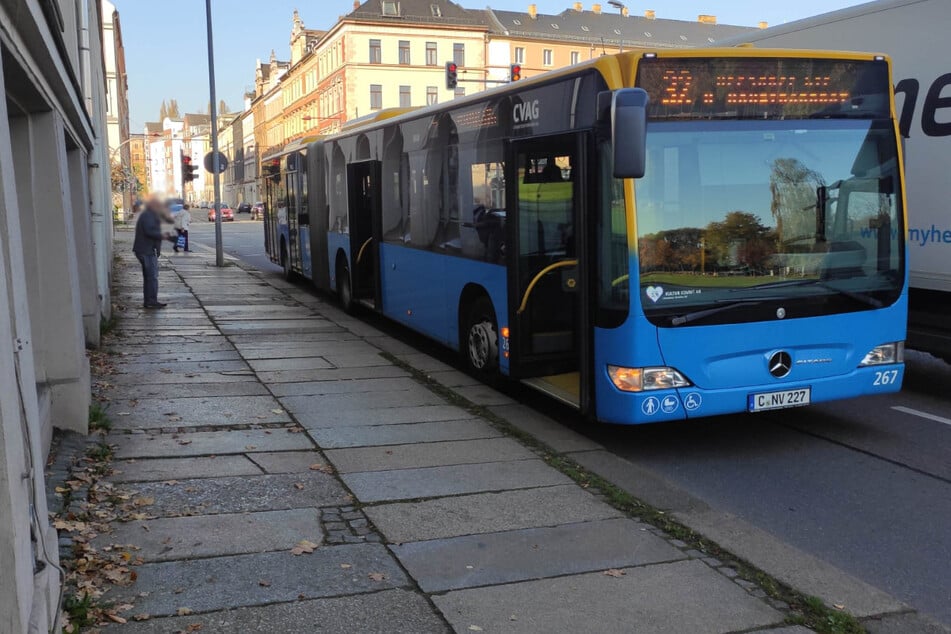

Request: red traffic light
left=182, top=155, right=192, bottom=165
left=510, top=64, right=522, bottom=82
left=446, top=61, right=458, bottom=90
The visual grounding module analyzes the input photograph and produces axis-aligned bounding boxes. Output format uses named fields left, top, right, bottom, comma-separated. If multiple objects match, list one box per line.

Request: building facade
left=102, top=0, right=131, bottom=215
left=0, top=1, right=114, bottom=632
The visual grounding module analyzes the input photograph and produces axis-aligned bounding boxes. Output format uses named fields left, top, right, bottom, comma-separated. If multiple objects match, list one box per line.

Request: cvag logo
left=513, top=100, right=540, bottom=124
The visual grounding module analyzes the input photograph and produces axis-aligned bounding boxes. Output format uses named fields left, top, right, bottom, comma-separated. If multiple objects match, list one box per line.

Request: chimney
left=573, top=1, right=582, bottom=11
left=528, top=3, right=537, bottom=19
left=353, top=0, right=359, bottom=9
left=592, top=3, right=601, bottom=14
left=758, top=20, right=768, bottom=29
left=698, top=14, right=716, bottom=24
left=644, top=9, right=655, bottom=19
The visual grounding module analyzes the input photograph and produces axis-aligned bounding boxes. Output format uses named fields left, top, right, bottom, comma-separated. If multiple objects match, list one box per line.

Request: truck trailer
left=723, top=0, right=951, bottom=360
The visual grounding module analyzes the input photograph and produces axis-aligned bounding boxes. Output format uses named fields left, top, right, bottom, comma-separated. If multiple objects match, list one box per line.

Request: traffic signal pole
left=205, top=0, right=224, bottom=267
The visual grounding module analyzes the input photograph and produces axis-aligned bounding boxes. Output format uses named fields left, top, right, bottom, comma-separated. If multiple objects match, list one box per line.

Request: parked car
left=251, top=201, right=265, bottom=220
left=199, top=201, right=210, bottom=209
left=237, top=202, right=252, bottom=215
left=207, top=204, right=234, bottom=222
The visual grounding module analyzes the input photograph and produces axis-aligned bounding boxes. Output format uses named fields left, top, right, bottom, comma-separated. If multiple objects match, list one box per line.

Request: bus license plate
left=748, top=388, right=811, bottom=412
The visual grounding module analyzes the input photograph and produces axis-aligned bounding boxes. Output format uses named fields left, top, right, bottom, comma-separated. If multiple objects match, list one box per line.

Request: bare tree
left=167, top=99, right=181, bottom=119
left=159, top=100, right=168, bottom=121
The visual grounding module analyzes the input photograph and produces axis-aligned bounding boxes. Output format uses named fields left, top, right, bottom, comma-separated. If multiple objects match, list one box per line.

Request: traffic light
left=510, top=64, right=522, bottom=82
left=181, top=152, right=198, bottom=184
left=445, top=61, right=458, bottom=90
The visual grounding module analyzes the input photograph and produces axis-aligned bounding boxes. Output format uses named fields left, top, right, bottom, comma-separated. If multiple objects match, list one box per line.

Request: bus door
left=346, top=160, right=382, bottom=308
left=507, top=134, right=591, bottom=411
left=285, top=154, right=302, bottom=274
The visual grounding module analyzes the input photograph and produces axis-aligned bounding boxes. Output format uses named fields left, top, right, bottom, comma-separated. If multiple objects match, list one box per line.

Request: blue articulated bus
left=263, top=48, right=907, bottom=424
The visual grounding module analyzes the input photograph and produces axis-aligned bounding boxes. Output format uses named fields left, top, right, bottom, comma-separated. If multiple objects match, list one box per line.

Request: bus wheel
left=464, top=297, right=498, bottom=378
left=338, top=263, right=354, bottom=314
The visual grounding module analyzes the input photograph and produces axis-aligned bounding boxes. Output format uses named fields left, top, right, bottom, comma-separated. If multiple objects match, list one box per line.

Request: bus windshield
left=634, top=118, right=903, bottom=326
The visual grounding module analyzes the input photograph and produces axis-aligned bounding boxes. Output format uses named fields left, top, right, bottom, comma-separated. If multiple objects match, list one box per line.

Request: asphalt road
left=187, top=220, right=951, bottom=626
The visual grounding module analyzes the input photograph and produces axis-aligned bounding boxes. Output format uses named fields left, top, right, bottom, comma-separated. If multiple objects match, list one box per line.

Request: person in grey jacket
left=133, top=194, right=170, bottom=308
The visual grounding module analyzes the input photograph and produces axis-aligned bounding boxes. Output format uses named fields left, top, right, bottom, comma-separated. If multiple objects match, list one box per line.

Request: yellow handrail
left=356, top=237, right=373, bottom=265
left=516, top=259, right=578, bottom=315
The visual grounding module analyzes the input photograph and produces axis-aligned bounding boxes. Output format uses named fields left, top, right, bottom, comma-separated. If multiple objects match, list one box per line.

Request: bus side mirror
left=610, top=88, right=649, bottom=179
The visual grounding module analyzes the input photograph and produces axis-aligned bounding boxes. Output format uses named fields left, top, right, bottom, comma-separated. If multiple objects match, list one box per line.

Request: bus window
left=330, top=144, right=347, bottom=233
left=382, top=128, right=404, bottom=243
left=464, top=159, right=506, bottom=262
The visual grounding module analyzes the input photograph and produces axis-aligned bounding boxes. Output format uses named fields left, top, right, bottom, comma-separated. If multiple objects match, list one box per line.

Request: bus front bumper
left=597, top=363, right=904, bottom=424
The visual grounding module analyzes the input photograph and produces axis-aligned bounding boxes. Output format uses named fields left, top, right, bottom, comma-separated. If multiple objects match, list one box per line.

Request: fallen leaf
left=245, top=445, right=257, bottom=450
left=258, top=579, right=271, bottom=587
left=133, top=613, right=150, bottom=621
left=339, top=563, right=352, bottom=569
left=834, top=604, right=846, bottom=610
left=178, top=440, right=192, bottom=446
left=187, top=624, right=203, bottom=632
left=603, top=569, right=626, bottom=578
left=367, top=572, right=386, bottom=582
left=132, top=496, right=155, bottom=507
left=309, top=463, right=324, bottom=471
left=106, top=613, right=127, bottom=624
left=290, top=539, right=319, bottom=555
left=271, top=409, right=285, bottom=414
left=176, top=607, right=193, bottom=616
left=293, top=483, right=305, bottom=490
left=468, top=626, right=483, bottom=632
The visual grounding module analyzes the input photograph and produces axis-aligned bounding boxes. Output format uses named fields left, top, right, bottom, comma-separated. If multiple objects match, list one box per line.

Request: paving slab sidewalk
left=60, top=230, right=801, bottom=633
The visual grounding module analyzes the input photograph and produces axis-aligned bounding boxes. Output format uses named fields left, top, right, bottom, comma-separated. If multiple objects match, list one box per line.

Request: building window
left=514, top=47, right=525, bottom=64
left=570, top=51, right=580, bottom=65
left=453, top=42, right=465, bottom=67
left=425, top=41, right=437, bottom=66
left=369, top=39, right=382, bottom=64
left=543, top=49, right=553, bottom=66
left=399, top=85, right=411, bottom=107
left=399, top=40, right=410, bottom=65
left=370, top=84, right=382, bottom=110
left=426, top=86, right=438, bottom=106
left=454, top=87, right=465, bottom=99
left=382, top=0, right=399, bottom=16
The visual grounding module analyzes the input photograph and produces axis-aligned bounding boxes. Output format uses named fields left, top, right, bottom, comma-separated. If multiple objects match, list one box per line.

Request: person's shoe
left=143, top=302, right=167, bottom=309
left=173, top=247, right=179, bottom=252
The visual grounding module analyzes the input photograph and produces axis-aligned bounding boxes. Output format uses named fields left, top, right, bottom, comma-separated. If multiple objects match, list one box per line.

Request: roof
left=144, top=122, right=162, bottom=134
left=183, top=113, right=211, bottom=125
left=348, top=0, right=490, bottom=28
left=485, top=8, right=752, bottom=49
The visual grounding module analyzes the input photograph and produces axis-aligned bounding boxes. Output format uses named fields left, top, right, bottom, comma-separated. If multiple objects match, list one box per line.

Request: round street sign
left=203, top=151, right=228, bottom=174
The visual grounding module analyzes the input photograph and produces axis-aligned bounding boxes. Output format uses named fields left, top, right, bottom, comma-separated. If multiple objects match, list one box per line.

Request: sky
left=115, top=0, right=865, bottom=132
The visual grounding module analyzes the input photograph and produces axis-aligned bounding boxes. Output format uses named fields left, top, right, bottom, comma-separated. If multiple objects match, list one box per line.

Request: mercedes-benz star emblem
left=769, top=351, right=792, bottom=378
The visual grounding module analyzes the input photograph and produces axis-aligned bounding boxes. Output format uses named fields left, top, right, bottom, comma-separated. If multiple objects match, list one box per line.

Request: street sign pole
left=205, top=0, right=224, bottom=266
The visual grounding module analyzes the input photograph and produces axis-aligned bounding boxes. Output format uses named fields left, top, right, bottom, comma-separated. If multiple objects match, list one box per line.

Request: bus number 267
left=873, top=370, right=899, bottom=386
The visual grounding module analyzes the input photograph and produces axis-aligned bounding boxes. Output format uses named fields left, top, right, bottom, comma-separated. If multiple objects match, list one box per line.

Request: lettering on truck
left=895, top=72, right=951, bottom=138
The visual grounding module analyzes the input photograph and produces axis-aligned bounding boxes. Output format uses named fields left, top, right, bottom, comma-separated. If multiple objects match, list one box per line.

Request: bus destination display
left=636, top=57, right=890, bottom=120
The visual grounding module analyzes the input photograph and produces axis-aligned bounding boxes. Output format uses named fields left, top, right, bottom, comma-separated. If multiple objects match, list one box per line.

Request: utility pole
left=205, top=0, right=224, bottom=266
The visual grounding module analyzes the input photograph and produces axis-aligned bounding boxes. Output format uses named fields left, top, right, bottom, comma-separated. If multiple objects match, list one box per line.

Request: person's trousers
left=176, top=228, right=189, bottom=251
left=135, top=252, right=159, bottom=305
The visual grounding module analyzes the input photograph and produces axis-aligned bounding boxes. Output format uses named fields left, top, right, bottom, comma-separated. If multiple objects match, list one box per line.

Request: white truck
left=724, top=0, right=951, bottom=360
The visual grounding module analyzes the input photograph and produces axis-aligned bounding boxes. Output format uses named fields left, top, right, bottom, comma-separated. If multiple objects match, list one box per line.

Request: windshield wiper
left=671, top=300, right=763, bottom=326
left=739, top=279, right=883, bottom=308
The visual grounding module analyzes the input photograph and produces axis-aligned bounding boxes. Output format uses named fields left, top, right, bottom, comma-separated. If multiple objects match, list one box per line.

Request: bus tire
left=463, top=296, right=499, bottom=379
left=338, top=262, right=354, bottom=314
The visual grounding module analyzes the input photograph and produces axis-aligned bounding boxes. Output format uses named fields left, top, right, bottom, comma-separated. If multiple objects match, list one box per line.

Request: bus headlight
left=859, top=341, right=904, bottom=366
left=607, top=365, right=691, bottom=392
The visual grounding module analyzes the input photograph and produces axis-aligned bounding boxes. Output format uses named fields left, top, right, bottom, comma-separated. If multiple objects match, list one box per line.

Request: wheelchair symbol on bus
left=641, top=397, right=660, bottom=416
left=683, top=393, right=702, bottom=411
